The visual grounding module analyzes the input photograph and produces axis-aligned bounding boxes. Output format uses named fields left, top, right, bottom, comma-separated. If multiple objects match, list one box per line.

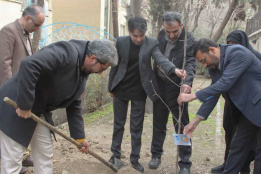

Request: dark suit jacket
left=108, top=36, right=176, bottom=101
left=156, top=28, right=197, bottom=87
left=196, top=44, right=261, bottom=127
left=0, top=19, right=33, bottom=86
left=0, top=40, right=89, bottom=147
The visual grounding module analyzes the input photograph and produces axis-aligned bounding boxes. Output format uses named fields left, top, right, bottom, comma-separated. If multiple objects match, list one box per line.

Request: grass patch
left=83, top=103, right=113, bottom=124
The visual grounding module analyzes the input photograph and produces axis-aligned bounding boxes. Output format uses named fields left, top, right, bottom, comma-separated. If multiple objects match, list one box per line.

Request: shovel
left=4, top=97, right=125, bottom=172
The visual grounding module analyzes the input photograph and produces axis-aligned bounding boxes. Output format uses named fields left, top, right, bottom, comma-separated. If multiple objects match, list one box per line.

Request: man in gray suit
left=0, top=5, right=45, bottom=173
left=178, top=38, right=261, bottom=174
left=0, top=39, right=118, bottom=174
left=108, top=17, right=185, bottom=173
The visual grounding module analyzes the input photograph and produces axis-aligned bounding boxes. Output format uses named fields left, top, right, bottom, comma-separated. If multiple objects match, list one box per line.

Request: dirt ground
left=23, top=76, right=241, bottom=174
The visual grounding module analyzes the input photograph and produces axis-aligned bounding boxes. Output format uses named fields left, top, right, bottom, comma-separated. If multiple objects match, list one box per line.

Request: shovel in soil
left=4, top=97, right=125, bottom=172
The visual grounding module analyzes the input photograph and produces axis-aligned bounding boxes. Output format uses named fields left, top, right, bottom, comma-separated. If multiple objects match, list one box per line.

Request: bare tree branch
left=211, top=0, right=238, bottom=42
left=191, top=0, right=206, bottom=33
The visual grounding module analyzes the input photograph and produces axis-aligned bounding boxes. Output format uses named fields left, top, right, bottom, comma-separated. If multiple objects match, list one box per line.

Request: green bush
left=81, top=68, right=112, bottom=113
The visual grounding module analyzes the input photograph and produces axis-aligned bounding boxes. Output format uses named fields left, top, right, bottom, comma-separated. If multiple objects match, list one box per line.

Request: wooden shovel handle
left=4, top=97, right=118, bottom=172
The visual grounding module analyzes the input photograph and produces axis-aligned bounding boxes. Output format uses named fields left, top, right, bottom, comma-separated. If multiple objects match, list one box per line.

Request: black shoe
left=211, top=163, right=225, bottom=173
left=180, top=167, right=190, bottom=174
left=108, top=156, right=120, bottom=164
left=22, top=156, right=34, bottom=167
left=149, top=157, right=161, bottom=169
left=19, top=167, right=28, bottom=174
left=131, top=160, right=144, bottom=173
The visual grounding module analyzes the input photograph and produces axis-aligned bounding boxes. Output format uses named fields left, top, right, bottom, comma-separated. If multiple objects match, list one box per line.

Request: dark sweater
left=114, top=39, right=147, bottom=101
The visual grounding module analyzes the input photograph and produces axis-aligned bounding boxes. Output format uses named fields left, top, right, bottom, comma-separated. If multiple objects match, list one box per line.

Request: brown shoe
left=22, top=156, right=34, bottom=167
left=19, top=167, right=28, bottom=174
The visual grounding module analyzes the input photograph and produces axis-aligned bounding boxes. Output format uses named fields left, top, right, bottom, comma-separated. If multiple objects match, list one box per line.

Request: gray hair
left=162, top=12, right=182, bottom=25
left=88, top=39, right=118, bottom=67
left=22, top=5, right=44, bottom=18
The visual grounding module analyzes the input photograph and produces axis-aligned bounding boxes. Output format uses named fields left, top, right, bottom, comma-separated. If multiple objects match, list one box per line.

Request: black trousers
left=222, top=112, right=261, bottom=174
left=151, top=81, right=192, bottom=168
left=110, top=97, right=145, bottom=162
left=223, top=102, right=255, bottom=172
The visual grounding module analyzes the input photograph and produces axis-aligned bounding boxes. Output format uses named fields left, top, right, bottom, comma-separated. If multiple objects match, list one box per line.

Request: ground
left=24, top=76, right=234, bottom=174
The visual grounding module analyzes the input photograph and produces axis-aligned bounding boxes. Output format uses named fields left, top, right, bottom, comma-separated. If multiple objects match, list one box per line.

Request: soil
left=20, top=77, right=246, bottom=174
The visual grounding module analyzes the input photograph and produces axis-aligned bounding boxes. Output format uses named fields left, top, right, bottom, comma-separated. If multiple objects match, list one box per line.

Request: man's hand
left=79, top=140, right=89, bottom=154
left=16, top=108, right=31, bottom=119
left=182, top=84, right=191, bottom=93
left=183, top=116, right=202, bottom=138
left=177, top=93, right=197, bottom=105
left=174, top=68, right=186, bottom=79
left=110, top=93, right=114, bottom=98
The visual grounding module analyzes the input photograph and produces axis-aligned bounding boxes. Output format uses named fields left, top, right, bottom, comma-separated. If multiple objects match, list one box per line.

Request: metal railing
left=38, top=22, right=116, bottom=49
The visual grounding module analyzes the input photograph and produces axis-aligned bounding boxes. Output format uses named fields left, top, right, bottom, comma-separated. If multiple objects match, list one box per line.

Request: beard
left=207, top=54, right=219, bottom=69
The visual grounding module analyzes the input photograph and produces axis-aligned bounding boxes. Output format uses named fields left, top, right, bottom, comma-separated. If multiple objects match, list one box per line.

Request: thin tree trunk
left=176, top=1, right=189, bottom=173
left=191, top=1, right=206, bottom=33
left=209, top=8, right=225, bottom=39
left=112, top=0, right=119, bottom=38
left=126, top=0, right=142, bottom=21
left=156, top=16, right=163, bottom=34
left=132, top=0, right=142, bottom=17
left=32, top=0, right=44, bottom=53
left=211, top=0, right=238, bottom=42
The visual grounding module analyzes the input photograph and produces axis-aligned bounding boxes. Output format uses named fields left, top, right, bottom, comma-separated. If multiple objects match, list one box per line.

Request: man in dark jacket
left=0, top=39, right=118, bottom=174
left=108, top=17, right=185, bottom=173
left=178, top=38, right=261, bottom=174
left=211, top=30, right=261, bottom=174
left=149, top=12, right=197, bottom=174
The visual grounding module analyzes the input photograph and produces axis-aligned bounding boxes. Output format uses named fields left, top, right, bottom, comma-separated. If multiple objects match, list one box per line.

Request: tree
left=32, top=0, right=44, bottom=53
left=127, top=0, right=143, bottom=20
left=149, top=0, right=183, bottom=35
left=206, top=1, right=226, bottom=39
left=132, top=0, right=143, bottom=17
left=211, top=0, right=238, bottom=42
left=112, top=0, right=119, bottom=38
left=190, top=0, right=207, bottom=33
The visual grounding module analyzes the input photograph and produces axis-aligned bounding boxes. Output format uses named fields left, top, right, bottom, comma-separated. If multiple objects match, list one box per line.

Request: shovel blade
left=113, top=158, right=126, bottom=170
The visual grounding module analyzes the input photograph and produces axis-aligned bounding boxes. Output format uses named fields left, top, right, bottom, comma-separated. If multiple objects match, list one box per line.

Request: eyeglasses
left=30, top=17, right=42, bottom=28
left=96, top=60, right=108, bottom=72
left=200, top=57, right=206, bottom=64
left=100, top=63, right=108, bottom=71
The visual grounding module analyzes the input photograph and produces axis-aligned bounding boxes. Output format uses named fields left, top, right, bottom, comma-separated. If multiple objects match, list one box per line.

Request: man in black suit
left=178, top=38, right=261, bottom=174
left=108, top=17, right=185, bottom=173
left=0, top=39, right=118, bottom=174
left=149, top=12, right=197, bottom=174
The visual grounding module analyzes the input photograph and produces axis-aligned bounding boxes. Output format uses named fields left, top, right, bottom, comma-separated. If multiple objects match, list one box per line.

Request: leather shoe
left=131, top=160, right=144, bottom=173
left=19, top=167, right=28, bottom=174
left=211, top=163, right=225, bottom=173
left=149, top=157, right=161, bottom=169
left=22, top=156, right=34, bottom=167
left=240, top=172, right=250, bottom=174
left=108, top=156, right=120, bottom=164
left=180, top=167, right=190, bottom=174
